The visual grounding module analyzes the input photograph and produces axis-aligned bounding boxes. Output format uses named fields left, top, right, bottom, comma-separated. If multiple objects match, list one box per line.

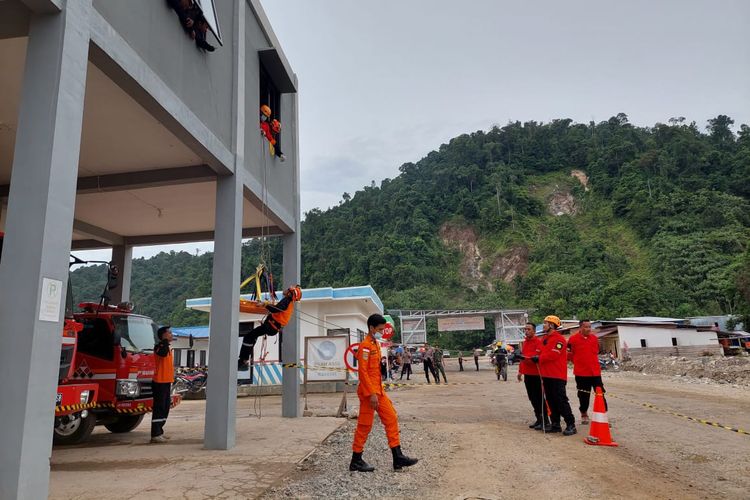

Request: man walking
left=350, top=314, right=418, bottom=472
left=533, top=315, right=576, bottom=436
left=517, top=323, right=546, bottom=429
left=423, top=343, right=439, bottom=384
left=568, top=319, right=607, bottom=424
left=151, top=326, right=174, bottom=443
left=400, top=348, right=412, bottom=380
left=458, top=351, right=464, bottom=371
left=433, top=344, right=448, bottom=383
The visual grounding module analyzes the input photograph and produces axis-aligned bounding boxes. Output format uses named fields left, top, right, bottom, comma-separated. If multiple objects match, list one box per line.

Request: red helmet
left=286, top=286, right=302, bottom=301
left=271, top=119, right=281, bottom=133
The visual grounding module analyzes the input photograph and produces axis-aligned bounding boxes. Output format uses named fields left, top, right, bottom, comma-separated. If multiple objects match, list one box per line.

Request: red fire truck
left=0, top=232, right=180, bottom=445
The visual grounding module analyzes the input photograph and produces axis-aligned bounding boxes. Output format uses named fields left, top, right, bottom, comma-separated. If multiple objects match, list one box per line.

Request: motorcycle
left=174, top=367, right=208, bottom=395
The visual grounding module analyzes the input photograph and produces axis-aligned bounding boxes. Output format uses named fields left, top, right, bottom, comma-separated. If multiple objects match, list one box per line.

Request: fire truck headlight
left=79, top=390, right=91, bottom=404
left=115, top=380, right=140, bottom=398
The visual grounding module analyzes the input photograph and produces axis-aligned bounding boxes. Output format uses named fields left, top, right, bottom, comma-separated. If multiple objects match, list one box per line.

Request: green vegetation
left=71, top=115, right=750, bottom=349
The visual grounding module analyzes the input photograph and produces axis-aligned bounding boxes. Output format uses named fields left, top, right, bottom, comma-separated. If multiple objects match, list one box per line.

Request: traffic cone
left=583, top=387, right=618, bottom=447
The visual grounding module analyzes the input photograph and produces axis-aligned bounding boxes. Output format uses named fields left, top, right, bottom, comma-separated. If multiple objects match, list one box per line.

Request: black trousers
left=575, top=375, right=607, bottom=413
left=423, top=359, right=437, bottom=382
left=474, top=356, right=479, bottom=371
left=400, top=363, right=412, bottom=379
left=523, top=374, right=543, bottom=416
left=458, top=358, right=464, bottom=371
left=151, top=382, right=172, bottom=437
left=542, top=377, right=575, bottom=427
left=239, top=321, right=278, bottom=362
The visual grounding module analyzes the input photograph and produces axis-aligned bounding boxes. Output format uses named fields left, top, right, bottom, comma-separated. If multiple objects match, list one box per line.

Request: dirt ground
left=50, top=358, right=750, bottom=499
left=270, top=359, right=750, bottom=499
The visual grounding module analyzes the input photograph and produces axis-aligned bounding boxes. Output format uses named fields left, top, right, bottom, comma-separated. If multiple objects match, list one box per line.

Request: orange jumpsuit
left=352, top=335, right=401, bottom=452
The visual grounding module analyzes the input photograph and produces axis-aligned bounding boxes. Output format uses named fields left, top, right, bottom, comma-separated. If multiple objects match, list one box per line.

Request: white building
left=599, top=317, right=722, bottom=358
left=181, top=286, right=384, bottom=384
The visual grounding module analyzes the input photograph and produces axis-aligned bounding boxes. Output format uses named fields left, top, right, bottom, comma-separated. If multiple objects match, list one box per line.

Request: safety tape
left=571, top=387, right=749, bottom=437
left=54, top=402, right=98, bottom=413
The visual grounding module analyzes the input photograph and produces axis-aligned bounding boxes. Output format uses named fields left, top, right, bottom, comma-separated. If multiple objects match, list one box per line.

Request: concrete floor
left=49, top=394, right=346, bottom=499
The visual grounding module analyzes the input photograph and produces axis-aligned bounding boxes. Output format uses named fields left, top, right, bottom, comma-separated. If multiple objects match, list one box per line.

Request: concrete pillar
left=110, top=245, right=133, bottom=304
left=0, top=2, right=91, bottom=499
left=281, top=91, right=302, bottom=418
left=203, top=0, right=244, bottom=450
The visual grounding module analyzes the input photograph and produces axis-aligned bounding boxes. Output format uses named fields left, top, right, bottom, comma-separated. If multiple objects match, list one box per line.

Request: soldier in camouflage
left=432, top=344, right=448, bottom=384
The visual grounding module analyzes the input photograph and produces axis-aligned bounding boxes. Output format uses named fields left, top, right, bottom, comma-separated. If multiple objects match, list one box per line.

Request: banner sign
left=305, top=335, right=349, bottom=382
left=437, top=316, right=485, bottom=332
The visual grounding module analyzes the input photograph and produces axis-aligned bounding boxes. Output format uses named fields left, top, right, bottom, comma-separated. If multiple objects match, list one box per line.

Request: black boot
left=529, top=414, right=541, bottom=429
left=533, top=416, right=551, bottom=431
left=349, top=452, right=374, bottom=472
left=391, top=446, right=418, bottom=470
left=562, top=423, right=577, bottom=436
left=548, top=422, right=562, bottom=433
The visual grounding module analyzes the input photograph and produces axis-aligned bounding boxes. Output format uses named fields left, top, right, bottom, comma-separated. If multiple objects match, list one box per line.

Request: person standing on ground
left=423, top=343, right=438, bottom=384
left=517, top=323, right=546, bottom=429
left=433, top=344, right=448, bottom=383
left=458, top=351, right=464, bottom=371
left=532, top=315, right=576, bottom=436
left=400, top=349, right=413, bottom=380
left=473, top=347, right=482, bottom=371
left=151, top=326, right=174, bottom=443
left=350, top=314, right=419, bottom=472
left=567, top=319, right=607, bottom=424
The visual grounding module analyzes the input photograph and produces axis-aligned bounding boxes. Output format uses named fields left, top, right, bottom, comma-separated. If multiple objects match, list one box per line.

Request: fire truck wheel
left=53, top=411, right=96, bottom=445
left=104, top=414, right=144, bottom=433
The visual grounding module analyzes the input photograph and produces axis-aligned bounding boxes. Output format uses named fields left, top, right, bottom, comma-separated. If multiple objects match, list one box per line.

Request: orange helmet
left=260, top=105, right=272, bottom=118
left=271, top=119, right=281, bottom=133
left=286, top=286, right=302, bottom=301
left=543, top=315, right=561, bottom=327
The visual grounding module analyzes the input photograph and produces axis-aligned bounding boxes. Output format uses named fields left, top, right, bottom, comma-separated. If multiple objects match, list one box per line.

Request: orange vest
left=153, top=349, right=174, bottom=383
left=356, top=335, right=384, bottom=397
left=270, top=301, right=295, bottom=329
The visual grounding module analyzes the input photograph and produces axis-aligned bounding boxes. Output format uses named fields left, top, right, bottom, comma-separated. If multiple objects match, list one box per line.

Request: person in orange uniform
left=151, top=326, right=174, bottom=443
left=350, top=314, right=418, bottom=472
left=532, top=315, right=576, bottom=436
left=517, top=322, right=547, bottom=430
left=238, top=286, right=302, bottom=370
left=567, top=319, right=607, bottom=424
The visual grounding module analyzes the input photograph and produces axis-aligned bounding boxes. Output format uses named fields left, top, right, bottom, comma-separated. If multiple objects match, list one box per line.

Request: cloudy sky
left=81, top=0, right=750, bottom=261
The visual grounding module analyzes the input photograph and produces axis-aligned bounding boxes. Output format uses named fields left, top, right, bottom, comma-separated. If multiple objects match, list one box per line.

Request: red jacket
left=539, top=330, right=568, bottom=381
left=567, top=332, right=601, bottom=376
left=519, top=336, right=542, bottom=376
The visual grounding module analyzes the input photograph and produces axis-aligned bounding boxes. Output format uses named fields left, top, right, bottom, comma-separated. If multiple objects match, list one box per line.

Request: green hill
left=70, top=114, right=750, bottom=339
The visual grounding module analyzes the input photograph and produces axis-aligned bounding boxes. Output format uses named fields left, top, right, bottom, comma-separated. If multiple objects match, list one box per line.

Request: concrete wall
left=619, top=325, right=719, bottom=349
left=93, top=0, right=235, bottom=149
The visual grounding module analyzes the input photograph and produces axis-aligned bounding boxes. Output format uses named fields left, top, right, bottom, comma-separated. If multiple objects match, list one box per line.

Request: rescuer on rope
left=237, top=285, right=302, bottom=371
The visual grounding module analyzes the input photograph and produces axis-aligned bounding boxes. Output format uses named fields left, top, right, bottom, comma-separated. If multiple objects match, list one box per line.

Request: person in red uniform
left=517, top=322, right=547, bottom=430
left=532, top=315, right=576, bottom=436
left=238, top=286, right=302, bottom=370
left=567, top=319, right=607, bottom=424
left=350, top=314, right=418, bottom=472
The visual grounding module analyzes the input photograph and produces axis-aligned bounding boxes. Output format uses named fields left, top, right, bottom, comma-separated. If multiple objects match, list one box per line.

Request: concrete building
left=0, top=1, right=299, bottom=497
left=183, top=286, right=384, bottom=384
left=597, top=318, right=722, bottom=358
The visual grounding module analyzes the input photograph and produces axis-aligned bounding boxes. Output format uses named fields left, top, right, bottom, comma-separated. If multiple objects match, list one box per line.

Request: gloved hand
left=531, top=355, right=539, bottom=363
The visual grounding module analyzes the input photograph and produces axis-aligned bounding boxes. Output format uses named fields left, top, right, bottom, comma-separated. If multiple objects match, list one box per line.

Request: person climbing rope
left=237, top=285, right=302, bottom=371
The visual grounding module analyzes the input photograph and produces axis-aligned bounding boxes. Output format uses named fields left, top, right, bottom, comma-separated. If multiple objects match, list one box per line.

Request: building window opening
left=199, top=350, right=207, bottom=367
left=173, top=349, right=182, bottom=367
left=640, top=339, right=647, bottom=348
left=259, top=63, right=286, bottom=161
left=187, top=350, right=196, bottom=368
left=671, top=337, right=678, bottom=346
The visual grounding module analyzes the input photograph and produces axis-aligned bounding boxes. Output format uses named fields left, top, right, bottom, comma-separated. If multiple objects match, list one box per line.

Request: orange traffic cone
left=584, top=387, right=618, bottom=447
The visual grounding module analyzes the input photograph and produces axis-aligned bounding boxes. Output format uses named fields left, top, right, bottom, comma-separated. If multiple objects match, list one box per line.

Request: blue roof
left=172, top=326, right=210, bottom=338
left=185, top=285, right=384, bottom=314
